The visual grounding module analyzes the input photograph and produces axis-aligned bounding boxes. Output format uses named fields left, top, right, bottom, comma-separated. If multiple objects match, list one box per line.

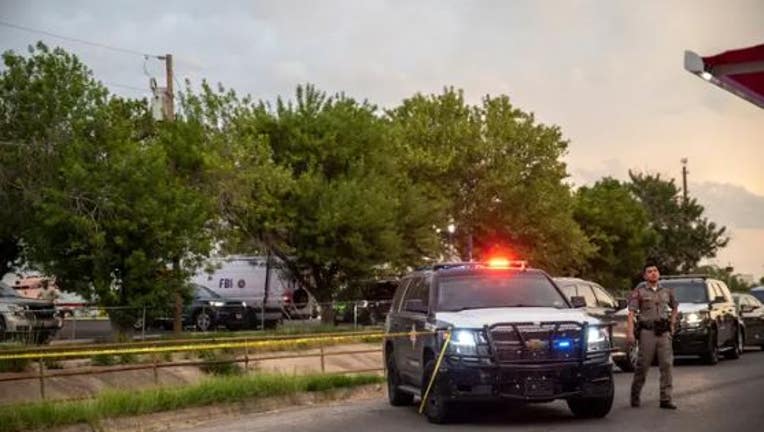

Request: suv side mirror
left=570, top=296, right=587, bottom=308
left=404, top=299, right=428, bottom=314
left=616, top=298, right=628, bottom=310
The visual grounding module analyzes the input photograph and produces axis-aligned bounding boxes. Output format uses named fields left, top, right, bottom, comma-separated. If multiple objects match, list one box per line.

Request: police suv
left=384, top=259, right=614, bottom=423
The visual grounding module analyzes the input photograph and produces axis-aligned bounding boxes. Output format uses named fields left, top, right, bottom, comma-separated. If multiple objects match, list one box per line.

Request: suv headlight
left=208, top=301, right=225, bottom=307
left=682, top=311, right=706, bottom=327
left=587, top=326, right=611, bottom=353
left=448, top=329, right=489, bottom=356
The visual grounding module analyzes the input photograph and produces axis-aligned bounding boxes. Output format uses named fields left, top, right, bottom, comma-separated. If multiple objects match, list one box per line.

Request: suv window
left=710, top=282, right=724, bottom=301
left=402, top=277, right=429, bottom=313
left=592, top=284, right=617, bottom=308
left=436, top=272, right=567, bottom=312
left=391, top=279, right=411, bottom=312
left=577, top=284, right=598, bottom=307
left=660, top=280, right=709, bottom=304
left=558, top=283, right=576, bottom=300
left=716, top=282, right=733, bottom=302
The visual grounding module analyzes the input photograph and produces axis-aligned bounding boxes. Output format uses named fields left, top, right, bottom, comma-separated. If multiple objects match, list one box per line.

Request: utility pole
left=162, top=54, right=175, bottom=121
left=681, top=158, right=689, bottom=204
left=160, top=53, right=182, bottom=334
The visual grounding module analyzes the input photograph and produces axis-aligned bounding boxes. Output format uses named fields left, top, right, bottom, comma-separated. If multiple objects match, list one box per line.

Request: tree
left=388, top=88, right=592, bottom=274
left=629, top=171, right=729, bottom=274
left=0, top=44, right=217, bottom=331
left=693, top=264, right=751, bottom=292
left=573, top=178, right=657, bottom=292
left=210, top=84, right=442, bottom=318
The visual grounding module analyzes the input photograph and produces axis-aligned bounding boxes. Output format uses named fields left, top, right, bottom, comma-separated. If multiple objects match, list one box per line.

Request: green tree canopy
left=629, top=171, right=728, bottom=274
left=0, top=43, right=217, bottom=329
left=388, top=88, right=591, bottom=274
left=212, top=84, right=443, bottom=305
left=573, top=178, right=657, bottom=291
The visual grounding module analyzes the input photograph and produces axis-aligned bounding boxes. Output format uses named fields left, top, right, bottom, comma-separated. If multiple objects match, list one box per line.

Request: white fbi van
left=191, top=255, right=316, bottom=328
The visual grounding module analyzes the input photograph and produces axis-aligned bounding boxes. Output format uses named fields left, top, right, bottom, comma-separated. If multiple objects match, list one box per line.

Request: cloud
left=692, top=182, right=764, bottom=229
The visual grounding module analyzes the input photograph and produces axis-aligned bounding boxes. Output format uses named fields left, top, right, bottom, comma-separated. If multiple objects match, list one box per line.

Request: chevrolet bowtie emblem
left=525, top=339, right=548, bottom=351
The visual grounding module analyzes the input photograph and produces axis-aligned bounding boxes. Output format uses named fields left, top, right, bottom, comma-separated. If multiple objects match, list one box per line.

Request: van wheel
left=422, top=359, right=452, bottom=424
left=386, top=350, right=413, bottom=406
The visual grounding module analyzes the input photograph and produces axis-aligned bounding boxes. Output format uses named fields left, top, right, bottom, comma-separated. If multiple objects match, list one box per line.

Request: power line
left=103, top=81, right=149, bottom=94
left=0, top=19, right=161, bottom=59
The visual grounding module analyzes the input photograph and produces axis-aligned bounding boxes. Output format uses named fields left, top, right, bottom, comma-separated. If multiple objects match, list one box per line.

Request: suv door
left=398, top=276, right=430, bottom=383
left=387, top=278, right=411, bottom=358
left=740, top=296, right=764, bottom=345
left=708, top=281, right=730, bottom=345
left=717, top=281, right=738, bottom=346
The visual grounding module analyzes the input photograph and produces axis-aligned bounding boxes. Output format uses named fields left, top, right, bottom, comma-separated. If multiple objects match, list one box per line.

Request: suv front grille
left=25, top=304, right=57, bottom=320
left=488, top=322, right=584, bottom=363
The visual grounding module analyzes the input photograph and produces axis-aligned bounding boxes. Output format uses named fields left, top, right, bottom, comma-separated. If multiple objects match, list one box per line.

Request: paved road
left=183, top=349, right=764, bottom=432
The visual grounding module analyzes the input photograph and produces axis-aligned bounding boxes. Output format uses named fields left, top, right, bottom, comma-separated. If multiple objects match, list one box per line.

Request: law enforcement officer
left=627, top=262, right=678, bottom=409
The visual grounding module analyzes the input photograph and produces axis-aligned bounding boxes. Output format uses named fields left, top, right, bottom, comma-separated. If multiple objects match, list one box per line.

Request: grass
left=0, top=372, right=383, bottom=432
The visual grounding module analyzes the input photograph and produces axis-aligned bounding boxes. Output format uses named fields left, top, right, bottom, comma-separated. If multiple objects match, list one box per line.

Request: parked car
left=732, top=292, right=764, bottom=350
left=0, top=281, right=61, bottom=343
left=385, top=260, right=614, bottom=423
left=334, top=279, right=398, bottom=325
left=553, top=278, right=633, bottom=371
left=644, top=275, right=743, bottom=364
left=750, top=286, right=764, bottom=304
left=147, top=284, right=249, bottom=331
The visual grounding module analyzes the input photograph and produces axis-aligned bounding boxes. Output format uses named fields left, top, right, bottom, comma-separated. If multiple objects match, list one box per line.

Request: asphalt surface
left=182, top=349, right=764, bottom=432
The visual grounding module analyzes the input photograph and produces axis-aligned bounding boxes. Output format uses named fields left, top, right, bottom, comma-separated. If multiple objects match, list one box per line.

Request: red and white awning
left=685, top=43, right=764, bottom=109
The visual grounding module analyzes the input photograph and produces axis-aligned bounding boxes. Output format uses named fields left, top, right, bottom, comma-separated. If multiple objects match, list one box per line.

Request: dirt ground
left=0, top=343, right=382, bottom=405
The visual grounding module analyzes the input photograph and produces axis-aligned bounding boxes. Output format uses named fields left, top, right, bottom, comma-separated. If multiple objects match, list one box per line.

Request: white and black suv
left=384, top=261, right=614, bottom=423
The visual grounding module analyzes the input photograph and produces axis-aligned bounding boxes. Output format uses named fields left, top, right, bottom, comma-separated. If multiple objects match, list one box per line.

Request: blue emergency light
left=553, top=338, right=573, bottom=350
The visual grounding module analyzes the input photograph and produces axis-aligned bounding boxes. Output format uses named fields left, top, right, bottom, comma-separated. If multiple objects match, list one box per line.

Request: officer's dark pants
left=631, top=329, right=673, bottom=403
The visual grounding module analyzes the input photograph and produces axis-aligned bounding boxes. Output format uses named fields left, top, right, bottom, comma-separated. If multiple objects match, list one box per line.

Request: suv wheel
left=195, top=311, right=212, bottom=332
left=702, top=329, right=720, bottom=365
left=422, top=359, right=452, bottom=424
left=385, top=350, right=413, bottom=406
left=566, top=373, right=614, bottom=418
left=724, top=328, right=743, bottom=360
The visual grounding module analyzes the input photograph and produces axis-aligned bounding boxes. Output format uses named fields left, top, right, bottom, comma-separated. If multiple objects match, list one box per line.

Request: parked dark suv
left=643, top=275, right=743, bottom=364
left=554, top=278, right=633, bottom=372
left=149, top=284, right=249, bottom=331
left=384, top=261, right=614, bottom=423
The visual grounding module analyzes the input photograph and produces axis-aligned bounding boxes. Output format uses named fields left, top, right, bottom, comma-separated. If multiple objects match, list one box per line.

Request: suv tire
left=566, top=373, right=614, bottom=418
left=195, top=310, right=212, bottom=332
left=702, top=329, right=720, bottom=365
left=723, top=327, right=743, bottom=360
left=422, top=359, right=452, bottom=424
left=386, top=351, right=413, bottom=406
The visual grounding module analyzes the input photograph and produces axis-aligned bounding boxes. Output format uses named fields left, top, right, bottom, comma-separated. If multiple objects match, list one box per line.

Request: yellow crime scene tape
left=0, top=330, right=439, bottom=361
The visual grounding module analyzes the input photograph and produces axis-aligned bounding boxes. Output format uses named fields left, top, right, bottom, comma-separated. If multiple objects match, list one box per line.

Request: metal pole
left=38, top=358, right=46, bottom=400
left=141, top=307, right=146, bottom=341
left=320, top=345, right=326, bottom=373
left=353, top=302, right=358, bottom=329
left=262, top=251, right=272, bottom=330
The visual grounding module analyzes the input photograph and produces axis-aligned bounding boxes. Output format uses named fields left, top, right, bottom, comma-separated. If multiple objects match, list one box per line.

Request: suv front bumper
left=672, top=325, right=710, bottom=355
left=438, top=356, right=613, bottom=402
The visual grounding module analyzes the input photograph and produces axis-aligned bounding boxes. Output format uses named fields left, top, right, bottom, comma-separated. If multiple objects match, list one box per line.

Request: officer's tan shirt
left=627, top=283, right=678, bottom=323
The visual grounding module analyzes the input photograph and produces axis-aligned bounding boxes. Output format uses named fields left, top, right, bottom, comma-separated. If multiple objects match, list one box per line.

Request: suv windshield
left=193, top=284, right=221, bottom=300
left=436, top=272, right=568, bottom=312
left=660, top=280, right=708, bottom=304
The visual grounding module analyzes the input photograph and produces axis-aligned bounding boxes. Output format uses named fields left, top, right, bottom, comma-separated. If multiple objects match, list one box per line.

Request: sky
left=1, top=0, right=762, bottom=279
